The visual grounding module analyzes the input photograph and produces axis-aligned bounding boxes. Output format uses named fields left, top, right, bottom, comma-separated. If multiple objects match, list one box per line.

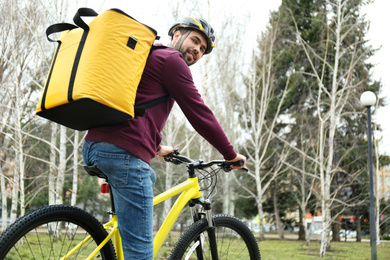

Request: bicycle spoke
left=4, top=213, right=114, bottom=260
left=33, top=228, right=44, bottom=258
left=169, top=215, right=260, bottom=260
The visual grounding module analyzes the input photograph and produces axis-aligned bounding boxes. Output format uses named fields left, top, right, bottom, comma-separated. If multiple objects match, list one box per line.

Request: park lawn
left=258, top=239, right=390, bottom=260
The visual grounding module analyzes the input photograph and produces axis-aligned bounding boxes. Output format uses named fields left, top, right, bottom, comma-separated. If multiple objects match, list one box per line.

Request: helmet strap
left=169, top=30, right=191, bottom=55
left=175, top=30, right=191, bottom=53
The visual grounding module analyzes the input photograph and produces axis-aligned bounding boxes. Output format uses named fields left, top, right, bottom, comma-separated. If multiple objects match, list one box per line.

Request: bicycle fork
left=190, top=198, right=219, bottom=260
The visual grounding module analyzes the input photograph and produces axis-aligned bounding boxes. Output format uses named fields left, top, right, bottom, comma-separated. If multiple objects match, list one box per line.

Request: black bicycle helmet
left=168, top=17, right=215, bottom=54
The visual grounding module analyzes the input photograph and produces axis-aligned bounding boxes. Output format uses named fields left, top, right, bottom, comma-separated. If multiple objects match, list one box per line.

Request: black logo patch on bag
left=127, top=36, right=138, bottom=49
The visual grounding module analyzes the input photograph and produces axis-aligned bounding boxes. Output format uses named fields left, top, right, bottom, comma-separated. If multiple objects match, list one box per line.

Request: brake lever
left=163, top=148, right=181, bottom=165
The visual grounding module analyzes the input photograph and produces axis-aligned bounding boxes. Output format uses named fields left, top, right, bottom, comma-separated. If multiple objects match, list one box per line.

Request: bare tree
left=0, top=0, right=77, bottom=227
left=238, top=17, right=291, bottom=239
left=0, top=0, right=55, bottom=221
left=70, top=131, right=80, bottom=207
left=48, top=123, right=58, bottom=205
left=208, top=15, right=247, bottom=216
left=288, top=0, right=377, bottom=255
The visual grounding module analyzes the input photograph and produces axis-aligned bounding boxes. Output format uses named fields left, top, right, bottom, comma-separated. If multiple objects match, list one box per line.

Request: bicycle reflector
left=101, top=183, right=110, bottom=193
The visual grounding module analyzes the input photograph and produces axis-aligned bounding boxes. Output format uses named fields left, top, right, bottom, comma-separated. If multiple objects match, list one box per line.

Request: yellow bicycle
left=0, top=150, right=260, bottom=259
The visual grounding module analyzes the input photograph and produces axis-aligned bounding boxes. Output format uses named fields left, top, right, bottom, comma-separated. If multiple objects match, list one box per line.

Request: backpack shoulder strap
left=134, top=45, right=171, bottom=117
left=150, top=45, right=168, bottom=53
left=134, top=95, right=171, bottom=117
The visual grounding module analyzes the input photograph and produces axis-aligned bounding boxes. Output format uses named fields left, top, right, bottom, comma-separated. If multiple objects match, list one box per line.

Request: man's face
left=172, top=30, right=208, bottom=66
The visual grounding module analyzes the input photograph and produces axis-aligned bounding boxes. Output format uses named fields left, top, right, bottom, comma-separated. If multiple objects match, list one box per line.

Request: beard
left=180, top=48, right=197, bottom=66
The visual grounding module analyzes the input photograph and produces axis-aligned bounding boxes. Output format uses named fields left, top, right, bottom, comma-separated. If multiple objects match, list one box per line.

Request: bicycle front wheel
left=0, top=204, right=116, bottom=260
left=169, top=214, right=261, bottom=260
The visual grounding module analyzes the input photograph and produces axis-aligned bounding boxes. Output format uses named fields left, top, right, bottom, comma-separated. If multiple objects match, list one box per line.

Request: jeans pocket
left=95, top=151, right=130, bottom=188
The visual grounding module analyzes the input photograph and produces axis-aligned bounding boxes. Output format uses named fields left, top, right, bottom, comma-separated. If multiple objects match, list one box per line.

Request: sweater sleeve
left=161, top=52, right=237, bottom=160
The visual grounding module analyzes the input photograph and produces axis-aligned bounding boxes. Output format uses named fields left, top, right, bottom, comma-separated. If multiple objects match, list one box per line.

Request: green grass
left=156, top=232, right=390, bottom=259
left=5, top=227, right=390, bottom=259
left=258, top=239, right=390, bottom=260
left=4, top=231, right=105, bottom=259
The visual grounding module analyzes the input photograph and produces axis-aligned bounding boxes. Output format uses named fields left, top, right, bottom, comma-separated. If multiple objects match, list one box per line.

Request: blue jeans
left=83, top=141, right=156, bottom=260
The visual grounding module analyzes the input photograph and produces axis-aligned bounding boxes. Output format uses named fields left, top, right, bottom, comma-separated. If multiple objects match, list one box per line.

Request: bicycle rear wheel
left=0, top=204, right=116, bottom=260
left=169, top=214, right=261, bottom=260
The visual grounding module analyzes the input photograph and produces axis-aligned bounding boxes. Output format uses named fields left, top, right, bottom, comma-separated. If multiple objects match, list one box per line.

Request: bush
left=381, top=234, right=390, bottom=240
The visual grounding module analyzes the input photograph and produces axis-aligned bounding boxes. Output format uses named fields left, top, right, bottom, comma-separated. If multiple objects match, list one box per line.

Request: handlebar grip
left=228, top=160, right=248, bottom=172
left=230, top=160, right=244, bottom=167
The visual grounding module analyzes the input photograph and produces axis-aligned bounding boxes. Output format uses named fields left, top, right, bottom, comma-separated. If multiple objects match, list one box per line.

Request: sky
left=363, top=0, right=390, bottom=156
left=72, top=0, right=389, bottom=155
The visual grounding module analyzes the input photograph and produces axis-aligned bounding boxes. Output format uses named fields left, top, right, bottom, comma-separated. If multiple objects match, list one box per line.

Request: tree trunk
left=71, top=131, right=79, bottom=206
left=273, top=179, right=284, bottom=239
left=257, top=200, right=265, bottom=240
left=16, top=120, right=26, bottom=218
left=0, top=166, right=7, bottom=231
left=49, top=123, right=58, bottom=205
left=163, top=162, right=173, bottom=220
left=255, top=165, right=265, bottom=240
left=1, top=137, right=10, bottom=231
left=14, top=72, right=26, bottom=218
left=298, top=207, right=305, bottom=240
left=56, top=126, right=67, bottom=205
left=320, top=200, right=332, bottom=256
left=356, top=214, right=362, bottom=242
left=10, top=153, right=19, bottom=224
left=306, top=219, right=312, bottom=246
left=163, top=163, right=173, bottom=245
left=229, top=182, right=235, bottom=216
left=332, top=221, right=341, bottom=242
left=332, top=210, right=340, bottom=242
left=222, top=173, right=235, bottom=215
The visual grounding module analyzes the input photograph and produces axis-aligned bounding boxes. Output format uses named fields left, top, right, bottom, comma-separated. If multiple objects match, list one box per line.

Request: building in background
left=378, top=165, right=390, bottom=201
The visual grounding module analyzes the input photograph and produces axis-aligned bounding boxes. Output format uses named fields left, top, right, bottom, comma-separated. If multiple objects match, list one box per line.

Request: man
left=82, top=17, right=246, bottom=259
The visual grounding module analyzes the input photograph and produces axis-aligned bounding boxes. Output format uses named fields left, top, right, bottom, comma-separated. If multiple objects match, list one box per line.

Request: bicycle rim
left=169, top=214, right=261, bottom=260
left=0, top=205, right=116, bottom=260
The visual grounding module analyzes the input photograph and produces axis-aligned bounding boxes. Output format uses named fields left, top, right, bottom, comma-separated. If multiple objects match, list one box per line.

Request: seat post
left=108, top=184, right=116, bottom=215
left=84, top=165, right=116, bottom=215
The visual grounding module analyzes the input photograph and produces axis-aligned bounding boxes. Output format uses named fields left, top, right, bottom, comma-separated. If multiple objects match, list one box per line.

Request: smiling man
left=172, top=30, right=205, bottom=65
left=168, top=17, right=214, bottom=66
left=83, top=16, right=246, bottom=259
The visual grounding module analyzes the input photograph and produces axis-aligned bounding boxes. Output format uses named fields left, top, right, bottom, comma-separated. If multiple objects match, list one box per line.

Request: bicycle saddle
left=84, top=165, right=107, bottom=179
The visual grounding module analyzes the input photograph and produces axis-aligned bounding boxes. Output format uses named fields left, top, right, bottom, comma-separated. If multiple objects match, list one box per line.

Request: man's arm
left=161, top=53, right=245, bottom=167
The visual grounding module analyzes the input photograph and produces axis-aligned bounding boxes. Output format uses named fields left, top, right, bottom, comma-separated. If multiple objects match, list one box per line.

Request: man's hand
left=157, top=146, right=175, bottom=157
left=227, top=153, right=246, bottom=169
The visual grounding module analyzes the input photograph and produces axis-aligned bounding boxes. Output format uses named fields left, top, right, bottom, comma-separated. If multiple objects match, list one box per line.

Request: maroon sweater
left=85, top=46, right=236, bottom=164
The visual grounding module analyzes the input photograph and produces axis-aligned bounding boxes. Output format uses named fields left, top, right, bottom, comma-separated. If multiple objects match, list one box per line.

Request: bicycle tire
left=0, top=204, right=116, bottom=260
left=169, top=214, right=261, bottom=260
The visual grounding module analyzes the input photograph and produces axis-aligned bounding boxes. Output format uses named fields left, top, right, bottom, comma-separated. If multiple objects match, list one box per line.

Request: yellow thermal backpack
left=36, top=8, right=168, bottom=131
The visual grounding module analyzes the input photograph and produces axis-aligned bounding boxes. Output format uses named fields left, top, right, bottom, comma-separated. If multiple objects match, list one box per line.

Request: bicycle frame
left=64, top=175, right=202, bottom=260
left=60, top=214, right=124, bottom=260
left=153, top=176, right=202, bottom=258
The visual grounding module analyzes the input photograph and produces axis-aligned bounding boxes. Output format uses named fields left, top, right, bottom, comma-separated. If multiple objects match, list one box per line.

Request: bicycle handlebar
left=163, top=149, right=248, bottom=173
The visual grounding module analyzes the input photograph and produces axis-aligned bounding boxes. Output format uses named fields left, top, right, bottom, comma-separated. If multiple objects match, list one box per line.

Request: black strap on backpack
left=45, top=8, right=98, bottom=42
left=134, top=95, right=171, bottom=117
left=133, top=45, right=171, bottom=117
